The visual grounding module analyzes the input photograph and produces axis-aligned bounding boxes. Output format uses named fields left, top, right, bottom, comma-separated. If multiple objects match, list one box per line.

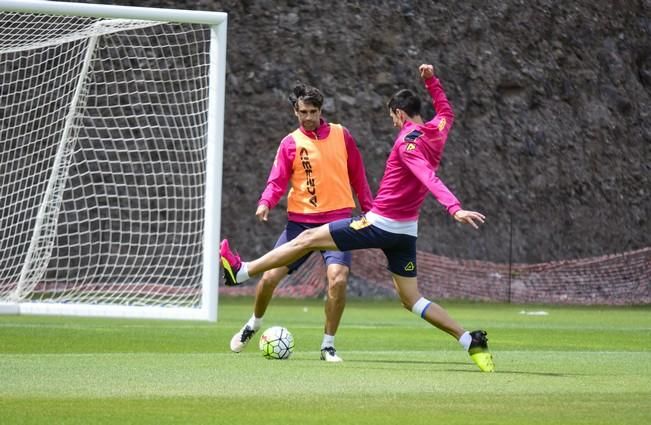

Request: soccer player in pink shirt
left=221, top=64, right=494, bottom=372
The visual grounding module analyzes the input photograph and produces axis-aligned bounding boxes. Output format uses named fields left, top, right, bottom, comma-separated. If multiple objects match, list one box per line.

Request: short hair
left=387, top=89, right=421, bottom=118
left=289, top=82, right=324, bottom=110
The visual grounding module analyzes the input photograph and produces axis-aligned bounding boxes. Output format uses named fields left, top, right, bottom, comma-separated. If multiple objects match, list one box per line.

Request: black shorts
left=329, top=216, right=417, bottom=277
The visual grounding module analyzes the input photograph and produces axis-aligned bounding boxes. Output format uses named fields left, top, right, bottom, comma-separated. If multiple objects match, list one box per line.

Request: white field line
left=1, top=350, right=650, bottom=358
left=1, top=322, right=650, bottom=332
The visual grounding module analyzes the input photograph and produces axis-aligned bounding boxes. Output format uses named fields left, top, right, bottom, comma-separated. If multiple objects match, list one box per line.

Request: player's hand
left=255, top=204, right=270, bottom=222
left=453, top=209, right=485, bottom=229
left=419, top=64, right=435, bottom=80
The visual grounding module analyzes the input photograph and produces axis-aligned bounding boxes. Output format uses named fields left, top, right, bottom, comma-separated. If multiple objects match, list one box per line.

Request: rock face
left=78, top=0, right=650, bottom=263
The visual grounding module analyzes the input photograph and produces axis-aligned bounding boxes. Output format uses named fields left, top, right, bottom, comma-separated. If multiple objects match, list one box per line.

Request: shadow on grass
left=345, top=359, right=468, bottom=367
left=347, top=359, right=573, bottom=377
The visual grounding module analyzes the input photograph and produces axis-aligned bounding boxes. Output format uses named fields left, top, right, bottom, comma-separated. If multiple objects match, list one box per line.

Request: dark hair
left=387, top=89, right=421, bottom=117
left=289, top=82, right=324, bottom=109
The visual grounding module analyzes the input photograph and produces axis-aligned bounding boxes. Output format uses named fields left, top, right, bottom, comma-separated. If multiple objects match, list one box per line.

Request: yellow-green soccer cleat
left=468, top=330, right=495, bottom=372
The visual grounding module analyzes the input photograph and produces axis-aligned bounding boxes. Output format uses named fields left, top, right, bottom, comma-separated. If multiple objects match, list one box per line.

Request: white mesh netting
left=0, top=11, right=213, bottom=309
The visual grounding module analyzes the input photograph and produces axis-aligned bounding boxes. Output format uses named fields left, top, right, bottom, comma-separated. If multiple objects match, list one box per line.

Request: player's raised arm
left=420, top=63, right=454, bottom=129
left=419, top=63, right=435, bottom=80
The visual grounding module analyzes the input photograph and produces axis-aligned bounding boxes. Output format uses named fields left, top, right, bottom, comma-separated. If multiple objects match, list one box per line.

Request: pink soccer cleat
left=220, top=239, right=242, bottom=286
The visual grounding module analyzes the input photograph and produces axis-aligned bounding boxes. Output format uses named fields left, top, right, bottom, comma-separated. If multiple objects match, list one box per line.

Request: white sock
left=321, top=334, right=335, bottom=349
left=246, top=314, right=262, bottom=331
left=236, top=262, right=250, bottom=283
left=459, top=331, right=472, bottom=351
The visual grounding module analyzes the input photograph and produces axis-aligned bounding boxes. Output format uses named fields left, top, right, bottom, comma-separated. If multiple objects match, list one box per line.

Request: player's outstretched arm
left=453, top=209, right=486, bottom=229
left=418, top=63, right=454, bottom=127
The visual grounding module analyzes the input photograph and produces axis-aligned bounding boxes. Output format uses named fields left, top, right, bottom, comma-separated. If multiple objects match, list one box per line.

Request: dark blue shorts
left=329, top=216, right=417, bottom=277
left=275, top=221, right=352, bottom=274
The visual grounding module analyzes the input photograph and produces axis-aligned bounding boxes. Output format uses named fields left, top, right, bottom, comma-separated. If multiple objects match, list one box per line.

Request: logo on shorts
left=349, top=217, right=371, bottom=230
left=404, top=261, right=415, bottom=272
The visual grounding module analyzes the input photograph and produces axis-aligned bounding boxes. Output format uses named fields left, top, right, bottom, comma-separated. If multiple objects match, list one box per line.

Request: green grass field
left=1, top=297, right=649, bottom=424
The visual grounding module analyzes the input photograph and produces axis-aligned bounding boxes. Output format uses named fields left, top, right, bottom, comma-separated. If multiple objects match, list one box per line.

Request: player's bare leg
left=321, top=263, right=348, bottom=362
left=391, top=274, right=494, bottom=372
left=230, top=267, right=288, bottom=352
left=324, top=264, right=348, bottom=336
left=247, top=225, right=337, bottom=277
left=254, top=267, right=289, bottom=318
left=391, top=274, right=464, bottom=338
left=221, top=225, right=337, bottom=286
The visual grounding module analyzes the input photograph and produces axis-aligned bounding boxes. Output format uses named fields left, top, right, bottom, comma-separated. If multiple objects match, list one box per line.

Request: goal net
left=0, top=1, right=227, bottom=320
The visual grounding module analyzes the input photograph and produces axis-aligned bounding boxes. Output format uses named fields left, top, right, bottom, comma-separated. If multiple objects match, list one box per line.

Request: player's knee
left=399, top=299, right=411, bottom=310
left=292, top=228, right=319, bottom=250
left=395, top=291, right=407, bottom=308
left=393, top=282, right=421, bottom=311
left=258, top=272, right=281, bottom=289
left=399, top=293, right=421, bottom=311
left=328, top=268, right=348, bottom=288
left=328, top=279, right=347, bottom=300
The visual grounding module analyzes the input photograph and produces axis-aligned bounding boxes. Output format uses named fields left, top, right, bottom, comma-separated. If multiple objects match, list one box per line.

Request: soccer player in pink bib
left=222, top=64, right=494, bottom=372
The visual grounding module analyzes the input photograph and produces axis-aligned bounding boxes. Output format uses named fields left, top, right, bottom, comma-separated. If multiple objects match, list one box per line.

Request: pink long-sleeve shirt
left=370, top=76, right=461, bottom=221
left=259, top=119, right=374, bottom=224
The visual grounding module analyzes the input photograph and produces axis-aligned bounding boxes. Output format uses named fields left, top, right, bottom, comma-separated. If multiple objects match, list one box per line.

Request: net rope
left=221, top=247, right=650, bottom=305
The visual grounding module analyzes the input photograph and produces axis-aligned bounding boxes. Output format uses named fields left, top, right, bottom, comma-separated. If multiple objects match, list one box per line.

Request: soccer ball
left=259, top=326, right=294, bottom=360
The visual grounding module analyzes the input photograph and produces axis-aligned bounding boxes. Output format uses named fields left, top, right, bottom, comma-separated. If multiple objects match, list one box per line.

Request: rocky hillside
left=72, top=0, right=650, bottom=263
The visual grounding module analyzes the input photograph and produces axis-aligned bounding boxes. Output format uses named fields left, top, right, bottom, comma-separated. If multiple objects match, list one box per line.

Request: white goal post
left=0, top=0, right=227, bottom=321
